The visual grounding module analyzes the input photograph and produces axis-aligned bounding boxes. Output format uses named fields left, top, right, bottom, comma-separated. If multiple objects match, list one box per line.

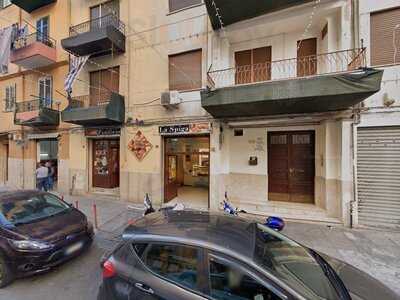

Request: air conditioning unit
left=161, top=91, right=182, bottom=107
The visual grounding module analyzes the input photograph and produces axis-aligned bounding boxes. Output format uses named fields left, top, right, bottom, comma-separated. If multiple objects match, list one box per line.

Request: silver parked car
left=97, top=210, right=398, bottom=300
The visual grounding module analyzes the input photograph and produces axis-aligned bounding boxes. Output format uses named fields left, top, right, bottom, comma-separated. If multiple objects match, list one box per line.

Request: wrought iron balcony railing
left=69, top=91, right=114, bottom=109
left=207, top=48, right=367, bottom=89
left=12, top=32, right=56, bottom=50
left=69, top=14, right=126, bottom=36
left=15, top=98, right=54, bottom=113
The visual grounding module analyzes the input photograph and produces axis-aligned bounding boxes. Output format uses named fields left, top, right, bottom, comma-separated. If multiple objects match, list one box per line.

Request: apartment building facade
left=354, top=0, right=400, bottom=228
left=0, top=0, right=397, bottom=229
left=0, top=0, right=71, bottom=192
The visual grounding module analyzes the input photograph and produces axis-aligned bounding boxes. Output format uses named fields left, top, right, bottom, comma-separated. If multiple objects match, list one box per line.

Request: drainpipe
left=352, top=0, right=360, bottom=49
left=348, top=0, right=361, bottom=228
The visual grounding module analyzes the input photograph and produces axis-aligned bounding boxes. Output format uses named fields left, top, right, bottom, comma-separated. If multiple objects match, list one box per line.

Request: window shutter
left=12, top=84, right=16, bottom=110
left=371, top=7, right=400, bottom=66
left=169, top=0, right=202, bottom=12
left=235, top=47, right=272, bottom=84
left=169, top=50, right=202, bottom=91
left=103, top=0, right=119, bottom=17
left=5, top=86, right=9, bottom=102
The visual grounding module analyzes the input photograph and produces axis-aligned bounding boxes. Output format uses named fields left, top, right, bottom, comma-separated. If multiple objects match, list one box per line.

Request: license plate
left=65, top=242, right=83, bottom=256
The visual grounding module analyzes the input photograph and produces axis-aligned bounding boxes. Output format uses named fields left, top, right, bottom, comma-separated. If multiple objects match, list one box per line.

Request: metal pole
left=93, top=203, right=98, bottom=229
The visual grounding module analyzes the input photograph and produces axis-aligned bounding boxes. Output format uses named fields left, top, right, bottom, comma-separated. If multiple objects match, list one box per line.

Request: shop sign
left=85, top=127, right=121, bottom=137
left=159, top=123, right=211, bottom=135
left=128, top=130, right=153, bottom=161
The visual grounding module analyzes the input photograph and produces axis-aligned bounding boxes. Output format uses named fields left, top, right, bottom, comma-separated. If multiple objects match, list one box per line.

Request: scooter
left=143, top=193, right=185, bottom=217
left=222, top=192, right=285, bottom=232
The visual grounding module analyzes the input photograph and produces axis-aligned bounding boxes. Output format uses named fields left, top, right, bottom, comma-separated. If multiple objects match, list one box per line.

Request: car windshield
left=255, top=223, right=340, bottom=300
left=0, top=193, right=70, bottom=225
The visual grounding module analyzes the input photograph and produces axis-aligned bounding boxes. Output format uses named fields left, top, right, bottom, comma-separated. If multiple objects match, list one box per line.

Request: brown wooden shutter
left=90, top=67, right=120, bottom=106
left=253, top=46, right=272, bottom=82
left=169, top=50, right=202, bottom=91
left=235, top=50, right=252, bottom=84
left=297, top=38, right=317, bottom=77
left=235, top=47, right=272, bottom=84
left=371, top=7, right=400, bottom=66
left=169, top=0, right=202, bottom=12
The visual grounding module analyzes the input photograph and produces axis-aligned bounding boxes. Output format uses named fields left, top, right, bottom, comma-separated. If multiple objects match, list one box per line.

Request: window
left=89, top=67, right=120, bottom=106
left=141, top=244, right=200, bottom=291
left=297, top=38, right=317, bottom=77
left=371, top=8, right=400, bottom=66
left=169, top=0, right=202, bottom=12
left=208, top=257, right=282, bottom=300
left=0, top=0, right=11, bottom=9
left=36, top=17, right=50, bottom=45
left=169, top=50, right=202, bottom=91
left=39, top=140, right=58, bottom=161
left=38, top=77, right=52, bottom=108
left=235, top=47, right=272, bottom=85
left=0, top=193, right=70, bottom=225
left=90, top=0, right=119, bottom=29
left=4, top=84, right=16, bottom=112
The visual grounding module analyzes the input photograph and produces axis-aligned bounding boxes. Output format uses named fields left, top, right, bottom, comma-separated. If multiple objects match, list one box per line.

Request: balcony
left=11, top=32, right=57, bottom=69
left=14, top=99, right=59, bottom=127
left=61, top=14, right=126, bottom=57
left=62, top=92, right=125, bottom=126
left=201, top=48, right=384, bottom=118
left=10, top=0, right=56, bottom=13
left=205, top=0, right=311, bottom=29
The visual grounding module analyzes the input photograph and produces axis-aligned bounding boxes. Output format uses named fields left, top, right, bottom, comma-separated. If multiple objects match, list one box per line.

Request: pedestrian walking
left=45, top=161, right=55, bottom=190
left=36, top=162, right=49, bottom=191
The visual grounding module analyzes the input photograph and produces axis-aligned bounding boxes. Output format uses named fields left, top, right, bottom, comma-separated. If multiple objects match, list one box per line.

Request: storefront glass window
left=39, top=140, right=58, bottom=161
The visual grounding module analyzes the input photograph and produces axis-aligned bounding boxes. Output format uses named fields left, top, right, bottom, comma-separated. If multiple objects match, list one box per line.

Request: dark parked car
left=98, top=210, right=398, bottom=300
left=0, top=190, right=94, bottom=287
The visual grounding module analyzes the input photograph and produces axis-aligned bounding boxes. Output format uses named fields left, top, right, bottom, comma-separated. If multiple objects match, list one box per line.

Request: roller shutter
left=370, top=7, right=400, bottom=66
left=357, top=127, right=400, bottom=228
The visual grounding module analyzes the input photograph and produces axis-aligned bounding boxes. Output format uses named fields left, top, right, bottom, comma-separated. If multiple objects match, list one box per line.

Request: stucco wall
left=212, top=121, right=345, bottom=219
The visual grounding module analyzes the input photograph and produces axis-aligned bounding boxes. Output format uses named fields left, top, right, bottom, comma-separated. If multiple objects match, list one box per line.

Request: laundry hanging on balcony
left=0, top=26, right=13, bottom=74
left=64, top=55, right=89, bottom=95
left=10, top=24, right=28, bottom=47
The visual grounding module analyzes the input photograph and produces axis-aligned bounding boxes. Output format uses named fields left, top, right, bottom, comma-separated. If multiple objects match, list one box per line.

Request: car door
left=204, top=252, right=291, bottom=300
left=128, top=242, right=208, bottom=300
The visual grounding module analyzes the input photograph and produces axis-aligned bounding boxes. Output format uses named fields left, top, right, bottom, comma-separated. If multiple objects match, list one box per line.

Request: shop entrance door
left=38, top=139, right=58, bottom=190
left=164, top=136, right=210, bottom=207
left=268, top=131, right=315, bottom=203
left=93, top=139, right=120, bottom=189
left=165, top=155, right=178, bottom=202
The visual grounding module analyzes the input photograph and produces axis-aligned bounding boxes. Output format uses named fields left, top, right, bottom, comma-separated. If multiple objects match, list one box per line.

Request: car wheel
left=0, top=255, right=13, bottom=288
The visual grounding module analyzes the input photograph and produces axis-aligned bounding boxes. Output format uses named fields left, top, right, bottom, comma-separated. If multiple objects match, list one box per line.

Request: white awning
left=27, top=132, right=60, bottom=140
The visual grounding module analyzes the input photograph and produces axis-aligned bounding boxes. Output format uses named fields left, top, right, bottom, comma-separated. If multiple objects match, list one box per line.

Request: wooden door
left=93, top=139, right=120, bottom=189
left=165, top=155, right=178, bottom=202
left=297, top=38, right=317, bottom=77
left=109, top=140, right=120, bottom=188
left=268, top=131, right=315, bottom=203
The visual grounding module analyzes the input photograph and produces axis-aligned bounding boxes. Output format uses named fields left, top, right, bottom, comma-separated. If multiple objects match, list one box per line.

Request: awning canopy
left=27, top=132, right=60, bottom=140
left=204, top=0, right=312, bottom=30
left=201, top=69, right=384, bottom=118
